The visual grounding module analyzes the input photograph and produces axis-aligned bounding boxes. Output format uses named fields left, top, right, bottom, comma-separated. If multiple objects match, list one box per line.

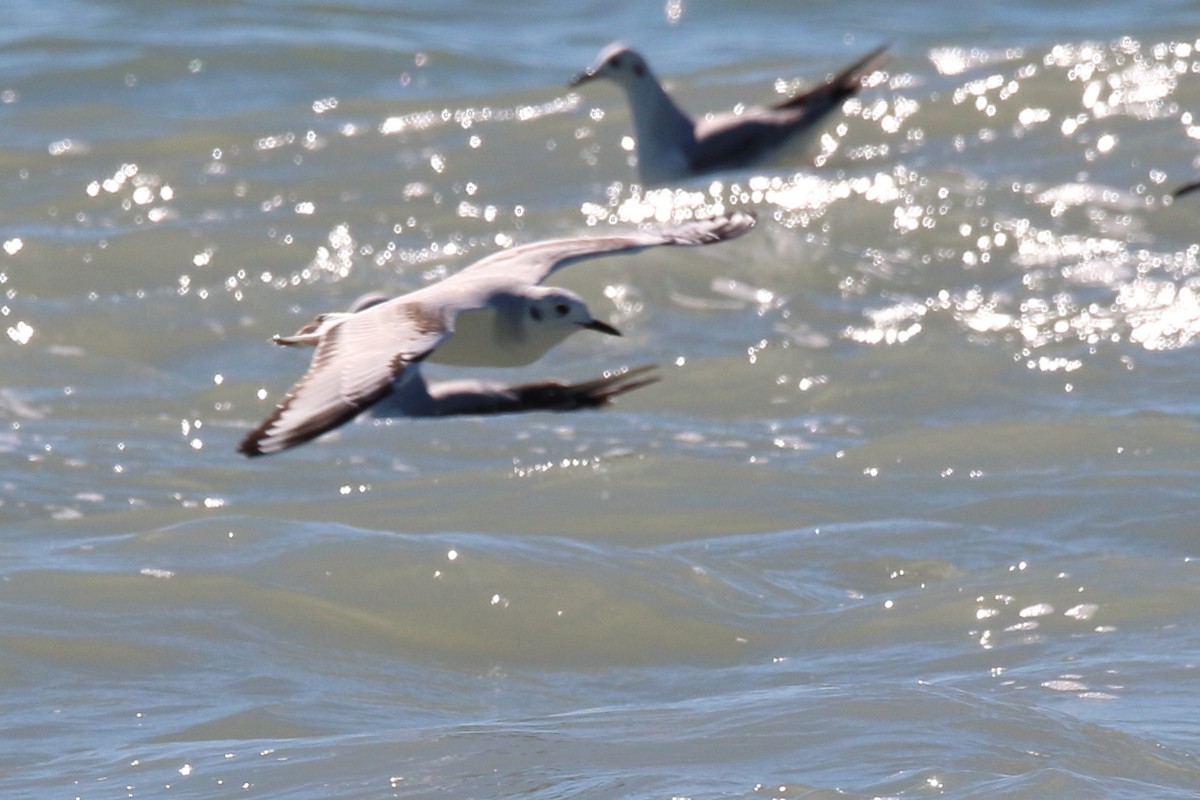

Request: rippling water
left=4, top=1, right=1200, bottom=798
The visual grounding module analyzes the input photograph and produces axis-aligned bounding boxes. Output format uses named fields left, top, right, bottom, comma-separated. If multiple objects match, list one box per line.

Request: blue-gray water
left=3, top=1, right=1200, bottom=798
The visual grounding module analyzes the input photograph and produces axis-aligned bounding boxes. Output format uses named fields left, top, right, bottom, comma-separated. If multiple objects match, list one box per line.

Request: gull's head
left=570, top=43, right=652, bottom=89
left=525, top=287, right=620, bottom=343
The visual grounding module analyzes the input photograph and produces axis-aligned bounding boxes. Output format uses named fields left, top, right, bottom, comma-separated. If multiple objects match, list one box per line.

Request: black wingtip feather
left=237, top=384, right=394, bottom=458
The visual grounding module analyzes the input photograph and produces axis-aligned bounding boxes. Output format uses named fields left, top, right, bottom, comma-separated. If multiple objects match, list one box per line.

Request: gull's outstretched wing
left=772, top=43, right=889, bottom=113
left=238, top=300, right=450, bottom=456
left=449, top=211, right=756, bottom=288
left=690, top=44, right=888, bottom=172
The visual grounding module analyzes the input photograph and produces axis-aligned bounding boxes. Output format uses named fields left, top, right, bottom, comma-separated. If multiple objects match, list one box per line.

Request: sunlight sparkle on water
left=582, top=184, right=727, bottom=225
left=7, top=320, right=33, bottom=344
left=930, top=46, right=996, bottom=77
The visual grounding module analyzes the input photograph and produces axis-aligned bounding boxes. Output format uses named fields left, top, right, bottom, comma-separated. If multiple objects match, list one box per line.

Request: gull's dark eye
left=530, top=306, right=543, bottom=321
left=611, top=55, right=623, bottom=68
left=633, top=63, right=645, bottom=78
left=554, top=303, right=569, bottom=316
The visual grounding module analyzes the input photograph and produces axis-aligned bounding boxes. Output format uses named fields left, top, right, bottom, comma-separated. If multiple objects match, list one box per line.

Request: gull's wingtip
left=726, top=209, right=757, bottom=236
left=773, top=41, right=890, bottom=114
left=696, top=210, right=757, bottom=242
left=653, top=209, right=758, bottom=246
left=237, top=413, right=293, bottom=457
left=511, top=363, right=661, bottom=410
left=863, top=41, right=892, bottom=62
left=236, top=431, right=271, bottom=458
left=840, top=41, right=892, bottom=82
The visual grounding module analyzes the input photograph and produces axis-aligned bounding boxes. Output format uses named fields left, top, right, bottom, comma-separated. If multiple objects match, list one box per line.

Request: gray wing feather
left=239, top=302, right=448, bottom=456
left=450, top=212, right=756, bottom=287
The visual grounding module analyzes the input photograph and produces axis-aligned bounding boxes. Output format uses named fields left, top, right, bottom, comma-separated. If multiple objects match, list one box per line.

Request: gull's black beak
left=569, top=69, right=596, bottom=88
left=583, top=319, right=621, bottom=336
left=1173, top=179, right=1200, bottom=199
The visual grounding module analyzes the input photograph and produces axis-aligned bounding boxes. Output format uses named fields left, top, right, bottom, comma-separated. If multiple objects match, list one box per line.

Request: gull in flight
left=570, top=42, right=888, bottom=185
left=238, top=212, right=755, bottom=456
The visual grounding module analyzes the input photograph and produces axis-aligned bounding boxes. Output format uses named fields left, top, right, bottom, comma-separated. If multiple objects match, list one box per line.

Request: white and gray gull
left=570, top=42, right=888, bottom=185
left=238, top=212, right=755, bottom=456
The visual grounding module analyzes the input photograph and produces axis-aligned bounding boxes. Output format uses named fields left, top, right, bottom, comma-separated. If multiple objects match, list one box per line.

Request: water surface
left=2, top=2, right=1200, bottom=798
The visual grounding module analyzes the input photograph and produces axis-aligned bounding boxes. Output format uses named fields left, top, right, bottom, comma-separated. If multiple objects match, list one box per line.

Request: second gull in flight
left=570, top=42, right=888, bottom=185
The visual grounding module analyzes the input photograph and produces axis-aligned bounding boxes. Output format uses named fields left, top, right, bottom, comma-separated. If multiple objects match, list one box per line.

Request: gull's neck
left=620, top=72, right=696, bottom=184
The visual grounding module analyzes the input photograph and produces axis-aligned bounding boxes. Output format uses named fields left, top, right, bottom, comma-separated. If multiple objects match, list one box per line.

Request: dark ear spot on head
left=530, top=306, right=543, bottom=322
left=633, top=63, right=646, bottom=77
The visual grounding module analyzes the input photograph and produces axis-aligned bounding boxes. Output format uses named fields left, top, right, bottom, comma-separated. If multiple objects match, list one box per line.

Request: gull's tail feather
left=272, top=312, right=356, bottom=347
left=271, top=293, right=391, bottom=346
